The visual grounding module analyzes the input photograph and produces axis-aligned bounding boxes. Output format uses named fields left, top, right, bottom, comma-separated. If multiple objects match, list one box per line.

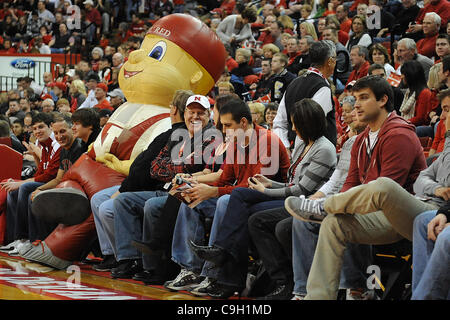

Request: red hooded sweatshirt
left=342, top=112, right=426, bottom=193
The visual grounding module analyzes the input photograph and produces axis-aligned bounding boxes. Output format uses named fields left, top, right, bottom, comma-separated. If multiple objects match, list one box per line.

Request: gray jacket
left=413, top=131, right=450, bottom=206
left=264, top=136, right=337, bottom=197
left=216, top=15, right=254, bottom=44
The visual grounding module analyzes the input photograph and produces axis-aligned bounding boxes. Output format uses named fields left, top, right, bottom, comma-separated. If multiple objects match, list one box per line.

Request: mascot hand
left=96, top=153, right=133, bottom=176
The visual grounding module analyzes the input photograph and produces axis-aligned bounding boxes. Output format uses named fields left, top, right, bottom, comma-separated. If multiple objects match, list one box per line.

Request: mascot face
left=119, top=34, right=215, bottom=106
left=118, top=14, right=227, bottom=107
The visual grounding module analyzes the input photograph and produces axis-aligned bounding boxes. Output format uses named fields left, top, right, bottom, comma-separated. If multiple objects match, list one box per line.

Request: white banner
left=0, top=55, right=52, bottom=92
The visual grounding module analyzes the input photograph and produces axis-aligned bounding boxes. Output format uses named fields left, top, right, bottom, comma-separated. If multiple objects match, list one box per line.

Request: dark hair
left=31, top=111, right=53, bottom=127
left=9, top=99, right=19, bottom=105
left=368, top=63, right=386, bottom=75
left=71, top=108, right=100, bottom=131
left=214, top=93, right=240, bottom=132
left=437, top=88, right=450, bottom=102
left=241, top=6, right=257, bottom=23
left=219, top=98, right=252, bottom=124
left=264, top=102, right=278, bottom=119
left=443, top=54, right=450, bottom=73
left=291, top=98, right=326, bottom=143
left=369, top=43, right=390, bottom=64
left=0, top=120, right=10, bottom=137
left=309, top=40, right=335, bottom=67
left=437, top=33, right=449, bottom=44
left=400, top=60, right=427, bottom=97
left=352, top=75, right=394, bottom=112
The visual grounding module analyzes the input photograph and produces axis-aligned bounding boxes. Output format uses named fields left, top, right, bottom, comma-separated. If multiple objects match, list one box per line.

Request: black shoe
left=111, top=259, right=142, bottom=279
left=92, top=255, right=118, bottom=272
left=256, top=284, right=294, bottom=300
left=132, top=270, right=167, bottom=285
left=188, top=240, right=228, bottom=267
left=131, top=239, right=164, bottom=256
left=206, top=282, right=241, bottom=299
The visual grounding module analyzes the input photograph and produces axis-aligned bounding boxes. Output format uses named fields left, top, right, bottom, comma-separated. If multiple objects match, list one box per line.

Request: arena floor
left=0, top=252, right=206, bottom=300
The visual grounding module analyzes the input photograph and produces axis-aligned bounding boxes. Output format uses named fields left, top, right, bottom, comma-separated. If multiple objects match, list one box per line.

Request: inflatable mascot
left=21, top=14, right=227, bottom=269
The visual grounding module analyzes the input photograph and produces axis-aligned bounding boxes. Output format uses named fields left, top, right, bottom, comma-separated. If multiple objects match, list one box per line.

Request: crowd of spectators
left=0, top=0, right=449, bottom=301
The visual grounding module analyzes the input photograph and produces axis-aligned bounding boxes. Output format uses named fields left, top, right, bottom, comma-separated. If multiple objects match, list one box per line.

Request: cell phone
left=176, top=176, right=192, bottom=186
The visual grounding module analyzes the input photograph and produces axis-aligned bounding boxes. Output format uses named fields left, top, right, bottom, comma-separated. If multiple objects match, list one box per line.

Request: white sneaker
left=190, top=277, right=214, bottom=296
left=8, top=240, right=30, bottom=256
left=291, top=294, right=305, bottom=300
left=0, top=240, right=21, bottom=252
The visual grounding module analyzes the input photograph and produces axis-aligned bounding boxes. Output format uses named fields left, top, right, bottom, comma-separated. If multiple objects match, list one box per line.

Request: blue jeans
left=91, top=185, right=120, bottom=256
left=172, top=196, right=228, bottom=274
left=292, top=219, right=372, bottom=295
left=142, top=195, right=169, bottom=270
left=202, top=187, right=285, bottom=287
left=113, top=190, right=168, bottom=261
left=6, top=181, right=44, bottom=242
left=412, top=210, right=450, bottom=300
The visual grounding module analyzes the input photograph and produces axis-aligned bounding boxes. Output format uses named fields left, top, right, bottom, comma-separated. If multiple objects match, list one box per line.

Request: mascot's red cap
left=146, top=14, right=227, bottom=83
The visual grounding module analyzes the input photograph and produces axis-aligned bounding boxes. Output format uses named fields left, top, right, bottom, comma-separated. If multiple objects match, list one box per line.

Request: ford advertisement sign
left=11, top=58, right=36, bottom=69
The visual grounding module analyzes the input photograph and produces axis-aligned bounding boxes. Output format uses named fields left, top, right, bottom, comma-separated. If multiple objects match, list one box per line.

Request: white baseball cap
left=185, top=94, right=211, bottom=110
left=83, top=0, right=94, bottom=6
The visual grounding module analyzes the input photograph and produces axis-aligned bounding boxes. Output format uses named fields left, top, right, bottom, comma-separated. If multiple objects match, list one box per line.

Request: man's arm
left=30, top=168, right=65, bottom=200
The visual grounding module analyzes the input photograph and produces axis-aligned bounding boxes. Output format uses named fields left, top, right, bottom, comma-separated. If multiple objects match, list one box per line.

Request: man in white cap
left=83, top=0, right=102, bottom=43
left=89, top=92, right=217, bottom=279
left=107, top=88, right=125, bottom=110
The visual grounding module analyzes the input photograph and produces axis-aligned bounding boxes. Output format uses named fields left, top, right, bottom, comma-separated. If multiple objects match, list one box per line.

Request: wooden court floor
left=0, top=252, right=207, bottom=300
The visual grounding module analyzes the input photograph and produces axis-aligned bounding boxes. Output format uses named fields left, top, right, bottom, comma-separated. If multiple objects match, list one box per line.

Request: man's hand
left=0, top=180, right=25, bottom=192
left=427, top=213, right=448, bottom=241
left=309, top=191, right=325, bottom=200
left=23, top=141, right=41, bottom=158
left=30, top=189, right=41, bottom=201
left=182, top=183, right=217, bottom=203
left=252, top=174, right=272, bottom=188
left=435, top=187, right=450, bottom=201
left=248, top=176, right=266, bottom=193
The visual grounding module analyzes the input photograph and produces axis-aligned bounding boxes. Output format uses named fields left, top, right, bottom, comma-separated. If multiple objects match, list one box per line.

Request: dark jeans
left=6, top=181, right=55, bottom=243
left=202, top=187, right=285, bottom=287
left=248, top=207, right=293, bottom=286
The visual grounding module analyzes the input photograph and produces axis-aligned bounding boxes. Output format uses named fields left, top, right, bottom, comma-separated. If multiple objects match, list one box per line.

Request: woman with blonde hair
left=262, top=43, right=280, bottom=58
left=278, top=15, right=295, bottom=34
left=69, top=79, right=87, bottom=112
left=299, top=22, right=318, bottom=40
left=248, top=102, right=267, bottom=127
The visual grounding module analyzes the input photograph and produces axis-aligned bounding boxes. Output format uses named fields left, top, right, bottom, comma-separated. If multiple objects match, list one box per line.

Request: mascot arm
left=96, top=153, right=133, bottom=176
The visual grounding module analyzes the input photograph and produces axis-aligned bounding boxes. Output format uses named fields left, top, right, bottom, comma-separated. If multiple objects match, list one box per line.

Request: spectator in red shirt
left=409, top=0, right=450, bottom=35
left=417, top=12, right=441, bottom=59
left=435, top=34, right=450, bottom=63
left=93, top=83, right=113, bottom=111
left=84, top=0, right=102, bottom=43
left=399, top=60, right=434, bottom=126
left=336, top=5, right=352, bottom=34
left=130, top=12, right=147, bottom=37
left=346, top=45, right=370, bottom=86
left=257, top=14, right=277, bottom=46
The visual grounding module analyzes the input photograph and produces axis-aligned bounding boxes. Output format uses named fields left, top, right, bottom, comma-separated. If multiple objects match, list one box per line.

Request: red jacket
left=431, top=119, right=446, bottom=153
left=415, top=0, right=450, bottom=26
left=342, top=112, right=426, bottom=193
left=346, top=61, right=370, bottom=86
left=34, top=136, right=61, bottom=183
left=212, top=125, right=290, bottom=196
left=417, top=34, right=438, bottom=59
left=409, top=88, right=434, bottom=126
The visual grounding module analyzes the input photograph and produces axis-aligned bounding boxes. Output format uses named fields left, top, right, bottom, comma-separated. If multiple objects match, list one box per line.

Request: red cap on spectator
left=41, top=94, right=53, bottom=101
left=146, top=14, right=227, bottom=83
left=96, top=83, right=108, bottom=92
left=49, top=82, right=67, bottom=92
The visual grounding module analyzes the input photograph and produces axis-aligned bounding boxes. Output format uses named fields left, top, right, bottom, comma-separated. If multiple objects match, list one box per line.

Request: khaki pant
left=305, top=177, right=438, bottom=300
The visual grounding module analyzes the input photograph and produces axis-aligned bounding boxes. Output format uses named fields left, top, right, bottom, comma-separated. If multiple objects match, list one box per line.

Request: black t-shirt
left=59, top=138, right=84, bottom=172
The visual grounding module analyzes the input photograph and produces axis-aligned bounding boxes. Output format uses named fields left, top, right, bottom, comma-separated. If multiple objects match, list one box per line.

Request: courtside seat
left=0, top=144, right=22, bottom=181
